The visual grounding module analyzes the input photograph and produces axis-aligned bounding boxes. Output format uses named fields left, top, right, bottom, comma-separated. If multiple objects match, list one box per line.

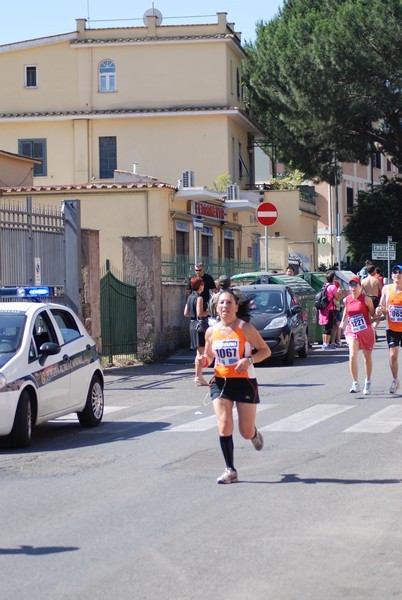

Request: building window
left=238, top=143, right=243, bottom=180
left=346, top=186, right=354, bottom=214
left=236, top=68, right=241, bottom=100
left=224, top=238, right=235, bottom=259
left=99, top=136, right=117, bottom=178
left=99, top=60, right=116, bottom=92
left=387, top=159, right=392, bottom=172
left=175, top=220, right=189, bottom=256
left=201, top=225, right=213, bottom=260
left=18, top=139, right=46, bottom=176
left=25, top=65, right=37, bottom=88
left=372, top=150, right=382, bottom=169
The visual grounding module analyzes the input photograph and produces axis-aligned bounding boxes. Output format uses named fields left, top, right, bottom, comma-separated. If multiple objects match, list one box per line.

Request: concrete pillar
left=122, top=236, right=163, bottom=361
left=81, top=229, right=101, bottom=351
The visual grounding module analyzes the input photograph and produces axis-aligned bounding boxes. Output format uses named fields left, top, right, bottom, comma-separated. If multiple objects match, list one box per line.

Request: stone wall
left=81, top=228, right=101, bottom=351
left=122, top=236, right=189, bottom=361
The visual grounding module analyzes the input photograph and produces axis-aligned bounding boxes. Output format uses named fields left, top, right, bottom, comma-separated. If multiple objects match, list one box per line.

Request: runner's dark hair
left=217, top=289, right=254, bottom=323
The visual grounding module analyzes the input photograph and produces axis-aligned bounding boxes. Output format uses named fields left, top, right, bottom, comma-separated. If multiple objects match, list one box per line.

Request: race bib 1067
left=212, top=339, right=240, bottom=366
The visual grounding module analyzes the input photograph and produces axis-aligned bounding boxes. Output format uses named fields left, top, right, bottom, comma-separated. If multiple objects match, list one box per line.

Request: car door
left=287, top=289, right=303, bottom=349
left=30, top=308, right=71, bottom=419
left=49, top=307, right=94, bottom=411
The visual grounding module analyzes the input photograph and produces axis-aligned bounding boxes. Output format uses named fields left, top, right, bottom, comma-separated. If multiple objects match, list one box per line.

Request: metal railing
left=161, top=255, right=258, bottom=281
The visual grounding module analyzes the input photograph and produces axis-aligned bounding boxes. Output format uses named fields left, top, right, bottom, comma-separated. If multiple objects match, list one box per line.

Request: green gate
left=100, top=261, right=137, bottom=364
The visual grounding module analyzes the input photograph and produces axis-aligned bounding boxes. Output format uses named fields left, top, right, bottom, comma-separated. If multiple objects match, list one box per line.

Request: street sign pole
left=388, top=236, right=392, bottom=280
left=256, top=202, right=278, bottom=271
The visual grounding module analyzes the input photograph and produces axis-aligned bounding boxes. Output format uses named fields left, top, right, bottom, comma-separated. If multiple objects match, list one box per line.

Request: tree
left=343, top=178, right=402, bottom=266
left=243, top=0, right=402, bottom=183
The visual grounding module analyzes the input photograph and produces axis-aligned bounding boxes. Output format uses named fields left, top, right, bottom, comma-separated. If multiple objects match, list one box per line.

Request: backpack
left=314, top=284, right=329, bottom=311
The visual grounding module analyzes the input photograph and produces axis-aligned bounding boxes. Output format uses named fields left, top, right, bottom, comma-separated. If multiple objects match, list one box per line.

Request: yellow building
left=0, top=12, right=319, bottom=272
left=0, top=12, right=259, bottom=190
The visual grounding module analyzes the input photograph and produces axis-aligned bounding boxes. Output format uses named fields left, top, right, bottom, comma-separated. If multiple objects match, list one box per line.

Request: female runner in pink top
left=340, top=277, right=375, bottom=395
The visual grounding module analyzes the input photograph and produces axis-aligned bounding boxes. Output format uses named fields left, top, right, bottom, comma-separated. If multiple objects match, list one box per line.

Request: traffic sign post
left=256, top=202, right=278, bottom=270
left=371, top=242, right=396, bottom=260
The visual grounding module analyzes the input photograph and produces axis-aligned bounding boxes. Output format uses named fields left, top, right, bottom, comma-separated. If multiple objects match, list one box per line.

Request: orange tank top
left=211, top=319, right=255, bottom=379
left=387, top=285, right=402, bottom=332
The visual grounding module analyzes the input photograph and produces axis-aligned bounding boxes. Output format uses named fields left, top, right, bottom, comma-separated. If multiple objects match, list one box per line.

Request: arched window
left=99, top=60, right=116, bottom=92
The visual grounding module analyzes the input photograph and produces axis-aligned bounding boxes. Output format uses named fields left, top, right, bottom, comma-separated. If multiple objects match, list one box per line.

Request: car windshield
left=0, top=312, right=26, bottom=353
left=251, top=291, right=284, bottom=313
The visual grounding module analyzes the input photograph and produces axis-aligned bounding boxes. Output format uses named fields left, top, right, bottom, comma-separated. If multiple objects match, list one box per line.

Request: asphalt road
left=1, top=323, right=402, bottom=600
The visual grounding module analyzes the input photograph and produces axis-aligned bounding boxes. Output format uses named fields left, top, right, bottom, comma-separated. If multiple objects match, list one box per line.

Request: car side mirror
left=38, top=342, right=61, bottom=365
left=291, top=305, right=301, bottom=315
left=39, top=342, right=61, bottom=355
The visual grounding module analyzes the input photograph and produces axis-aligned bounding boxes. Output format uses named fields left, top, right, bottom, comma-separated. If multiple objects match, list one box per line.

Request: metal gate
left=100, top=261, right=137, bottom=363
left=0, top=196, right=81, bottom=311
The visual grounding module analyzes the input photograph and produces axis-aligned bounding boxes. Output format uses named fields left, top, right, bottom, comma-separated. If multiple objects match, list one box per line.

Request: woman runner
left=198, top=290, right=271, bottom=484
left=340, top=276, right=375, bottom=395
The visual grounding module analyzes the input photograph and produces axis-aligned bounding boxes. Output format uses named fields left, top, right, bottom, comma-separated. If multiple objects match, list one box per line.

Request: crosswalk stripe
left=344, top=405, right=402, bottom=433
left=52, top=405, right=131, bottom=422
left=118, top=405, right=198, bottom=423
left=169, top=404, right=277, bottom=432
left=260, top=404, right=354, bottom=432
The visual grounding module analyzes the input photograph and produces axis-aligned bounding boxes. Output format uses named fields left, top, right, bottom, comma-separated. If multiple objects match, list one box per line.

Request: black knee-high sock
left=219, top=435, right=235, bottom=470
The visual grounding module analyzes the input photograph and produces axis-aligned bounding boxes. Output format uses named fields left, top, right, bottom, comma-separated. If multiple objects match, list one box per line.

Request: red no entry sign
left=256, top=202, right=278, bottom=226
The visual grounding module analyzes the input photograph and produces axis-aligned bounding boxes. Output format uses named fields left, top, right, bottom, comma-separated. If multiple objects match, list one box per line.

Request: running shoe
left=389, top=379, right=400, bottom=394
left=363, top=380, right=372, bottom=396
left=349, top=381, right=360, bottom=394
left=251, top=429, right=264, bottom=451
left=217, top=468, right=238, bottom=484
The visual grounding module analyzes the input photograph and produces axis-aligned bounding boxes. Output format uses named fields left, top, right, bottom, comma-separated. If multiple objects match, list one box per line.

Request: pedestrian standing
left=374, top=267, right=384, bottom=289
left=184, top=277, right=210, bottom=386
left=319, top=271, right=345, bottom=349
left=361, top=265, right=382, bottom=340
left=187, top=263, right=216, bottom=310
left=358, top=259, right=373, bottom=280
left=198, top=289, right=271, bottom=484
left=376, top=264, right=402, bottom=393
left=340, top=276, right=375, bottom=395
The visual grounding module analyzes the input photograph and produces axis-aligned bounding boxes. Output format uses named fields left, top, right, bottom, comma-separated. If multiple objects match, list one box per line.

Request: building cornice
left=0, top=106, right=263, bottom=136
left=0, top=33, right=76, bottom=52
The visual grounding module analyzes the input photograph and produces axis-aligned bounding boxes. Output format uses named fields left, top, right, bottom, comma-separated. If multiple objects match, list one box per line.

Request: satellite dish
left=143, top=7, right=163, bottom=26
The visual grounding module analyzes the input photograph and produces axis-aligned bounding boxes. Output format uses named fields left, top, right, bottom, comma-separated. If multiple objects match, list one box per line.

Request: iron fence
left=161, top=255, right=259, bottom=281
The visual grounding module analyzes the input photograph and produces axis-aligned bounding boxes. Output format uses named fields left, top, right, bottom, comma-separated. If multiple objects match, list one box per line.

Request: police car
left=0, top=287, right=104, bottom=448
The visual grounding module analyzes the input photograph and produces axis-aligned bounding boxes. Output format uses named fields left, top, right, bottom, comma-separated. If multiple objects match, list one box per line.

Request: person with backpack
left=318, top=271, right=345, bottom=349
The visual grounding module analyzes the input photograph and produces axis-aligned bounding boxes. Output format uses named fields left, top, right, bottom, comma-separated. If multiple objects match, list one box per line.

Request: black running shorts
left=210, top=376, right=260, bottom=404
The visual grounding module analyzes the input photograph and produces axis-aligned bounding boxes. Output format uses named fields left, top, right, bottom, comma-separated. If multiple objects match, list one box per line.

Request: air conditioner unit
left=227, top=184, right=240, bottom=200
left=182, top=170, right=195, bottom=188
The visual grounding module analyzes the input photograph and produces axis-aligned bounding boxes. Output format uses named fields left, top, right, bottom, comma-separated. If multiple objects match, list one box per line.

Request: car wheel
left=298, top=331, right=309, bottom=358
left=282, top=336, right=295, bottom=366
left=10, top=390, right=33, bottom=448
left=77, top=375, right=104, bottom=427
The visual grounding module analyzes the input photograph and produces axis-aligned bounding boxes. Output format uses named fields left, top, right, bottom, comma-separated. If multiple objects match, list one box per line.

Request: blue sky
left=1, top=1, right=283, bottom=45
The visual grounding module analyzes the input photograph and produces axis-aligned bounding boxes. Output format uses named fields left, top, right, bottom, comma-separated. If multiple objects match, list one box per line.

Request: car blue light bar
left=0, top=286, right=51, bottom=298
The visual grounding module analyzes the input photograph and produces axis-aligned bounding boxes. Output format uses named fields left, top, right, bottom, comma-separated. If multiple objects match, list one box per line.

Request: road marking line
left=118, top=406, right=199, bottom=423
left=52, top=405, right=131, bottom=422
left=169, top=404, right=277, bottom=432
left=344, top=405, right=402, bottom=433
left=260, top=404, right=354, bottom=432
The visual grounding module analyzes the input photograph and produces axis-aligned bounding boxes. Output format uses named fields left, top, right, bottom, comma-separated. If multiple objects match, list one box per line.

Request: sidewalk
left=164, top=347, right=196, bottom=364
